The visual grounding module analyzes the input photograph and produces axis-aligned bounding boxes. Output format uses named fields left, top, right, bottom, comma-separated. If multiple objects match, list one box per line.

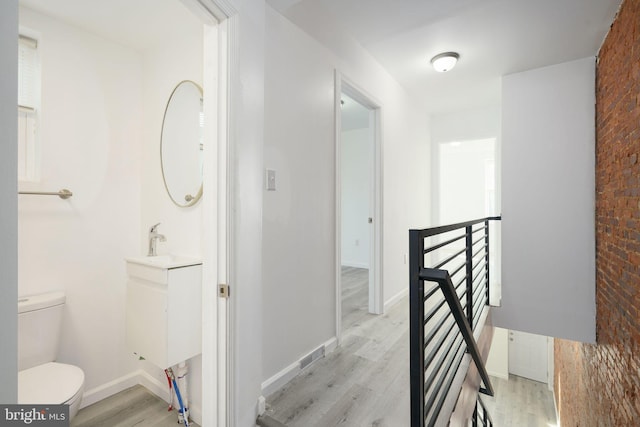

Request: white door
left=508, top=330, right=548, bottom=383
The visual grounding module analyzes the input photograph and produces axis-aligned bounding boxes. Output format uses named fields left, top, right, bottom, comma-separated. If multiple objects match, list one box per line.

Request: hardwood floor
left=71, top=385, right=200, bottom=427
left=265, top=267, right=559, bottom=426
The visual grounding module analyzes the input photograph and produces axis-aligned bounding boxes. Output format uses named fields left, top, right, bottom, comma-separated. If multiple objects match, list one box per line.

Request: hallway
left=264, top=270, right=557, bottom=426
left=265, top=276, right=410, bottom=426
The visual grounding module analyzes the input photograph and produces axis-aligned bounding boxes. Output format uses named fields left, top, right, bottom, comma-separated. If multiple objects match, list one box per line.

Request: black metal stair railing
left=409, top=216, right=500, bottom=427
left=472, top=397, right=494, bottom=427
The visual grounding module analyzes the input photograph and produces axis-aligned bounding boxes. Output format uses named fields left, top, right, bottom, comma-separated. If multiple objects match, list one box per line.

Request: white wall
left=17, top=6, right=141, bottom=393
left=262, top=4, right=430, bottom=386
left=497, top=57, right=596, bottom=343
left=485, top=327, right=509, bottom=379
left=0, top=0, right=18, bottom=404
left=437, top=139, right=496, bottom=223
left=431, top=107, right=501, bottom=225
left=341, top=128, right=371, bottom=268
left=431, top=107, right=501, bottom=144
left=140, top=19, right=203, bottom=259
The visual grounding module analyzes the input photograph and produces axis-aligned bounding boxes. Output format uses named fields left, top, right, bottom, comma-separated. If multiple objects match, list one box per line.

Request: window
left=18, top=34, right=40, bottom=182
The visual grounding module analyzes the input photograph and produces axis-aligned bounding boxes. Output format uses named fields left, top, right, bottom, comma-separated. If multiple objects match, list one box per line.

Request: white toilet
left=18, top=291, right=85, bottom=420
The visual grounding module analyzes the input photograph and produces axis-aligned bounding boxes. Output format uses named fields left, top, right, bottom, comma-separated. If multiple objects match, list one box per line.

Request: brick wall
left=554, top=0, right=640, bottom=425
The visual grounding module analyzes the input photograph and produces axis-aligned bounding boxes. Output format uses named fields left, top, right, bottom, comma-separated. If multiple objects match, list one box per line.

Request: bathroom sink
left=125, top=254, right=201, bottom=269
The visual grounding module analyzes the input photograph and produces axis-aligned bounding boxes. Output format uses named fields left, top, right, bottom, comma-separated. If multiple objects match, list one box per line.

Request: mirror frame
left=160, top=80, right=204, bottom=208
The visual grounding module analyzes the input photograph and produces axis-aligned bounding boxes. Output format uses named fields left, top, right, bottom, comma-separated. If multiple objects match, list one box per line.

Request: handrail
left=419, top=268, right=494, bottom=397
left=410, top=216, right=500, bottom=427
left=417, top=216, right=501, bottom=238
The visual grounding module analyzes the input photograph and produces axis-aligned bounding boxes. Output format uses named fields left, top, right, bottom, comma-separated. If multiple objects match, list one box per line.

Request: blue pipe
left=172, top=378, right=189, bottom=427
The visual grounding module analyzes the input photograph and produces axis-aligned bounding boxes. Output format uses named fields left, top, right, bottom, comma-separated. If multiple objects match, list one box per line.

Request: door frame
left=508, top=329, right=549, bottom=384
left=334, top=71, right=384, bottom=344
left=181, top=0, right=236, bottom=425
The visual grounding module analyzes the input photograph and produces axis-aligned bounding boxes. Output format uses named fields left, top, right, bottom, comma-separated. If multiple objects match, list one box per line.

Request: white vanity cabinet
left=125, top=256, right=202, bottom=369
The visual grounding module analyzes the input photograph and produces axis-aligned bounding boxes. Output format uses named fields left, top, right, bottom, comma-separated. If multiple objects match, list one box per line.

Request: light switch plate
left=266, top=169, right=276, bottom=191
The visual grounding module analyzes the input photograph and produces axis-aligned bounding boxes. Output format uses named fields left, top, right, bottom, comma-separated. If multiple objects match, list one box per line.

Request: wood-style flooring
left=71, top=385, right=200, bottom=427
left=341, top=266, right=371, bottom=332
left=73, top=267, right=558, bottom=426
left=481, top=374, right=558, bottom=427
left=265, top=266, right=558, bottom=426
left=265, top=267, right=410, bottom=426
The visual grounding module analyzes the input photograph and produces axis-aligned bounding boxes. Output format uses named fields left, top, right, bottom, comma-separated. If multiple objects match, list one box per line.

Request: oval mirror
left=160, top=80, right=203, bottom=207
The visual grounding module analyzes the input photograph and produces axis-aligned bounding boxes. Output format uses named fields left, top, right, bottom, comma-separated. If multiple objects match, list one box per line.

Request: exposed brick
left=555, top=1, right=640, bottom=425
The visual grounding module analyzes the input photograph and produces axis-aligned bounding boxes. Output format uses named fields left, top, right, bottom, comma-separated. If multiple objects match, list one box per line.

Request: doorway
left=13, top=1, right=231, bottom=425
left=435, top=138, right=500, bottom=302
left=436, top=138, right=496, bottom=223
left=508, top=330, right=550, bottom=384
left=335, top=75, right=382, bottom=341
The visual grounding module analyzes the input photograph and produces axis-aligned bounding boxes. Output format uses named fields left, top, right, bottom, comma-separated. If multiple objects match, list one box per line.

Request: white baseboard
left=384, top=287, right=408, bottom=312
left=79, top=369, right=201, bottom=425
left=261, top=337, right=338, bottom=398
left=137, top=369, right=171, bottom=404
left=80, top=371, right=140, bottom=409
left=487, top=369, right=509, bottom=380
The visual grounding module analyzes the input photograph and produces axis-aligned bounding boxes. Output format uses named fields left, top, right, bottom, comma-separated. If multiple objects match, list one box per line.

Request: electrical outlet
left=404, top=253, right=408, bottom=264
left=258, top=396, right=266, bottom=415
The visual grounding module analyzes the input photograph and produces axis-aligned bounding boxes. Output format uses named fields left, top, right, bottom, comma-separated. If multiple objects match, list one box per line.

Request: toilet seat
left=19, top=362, right=85, bottom=405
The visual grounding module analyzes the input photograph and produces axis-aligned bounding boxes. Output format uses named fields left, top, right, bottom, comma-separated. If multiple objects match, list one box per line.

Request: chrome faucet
left=148, top=223, right=166, bottom=256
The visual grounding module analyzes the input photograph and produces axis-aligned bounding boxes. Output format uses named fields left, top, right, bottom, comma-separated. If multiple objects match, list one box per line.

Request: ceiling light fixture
left=431, top=52, right=459, bottom=73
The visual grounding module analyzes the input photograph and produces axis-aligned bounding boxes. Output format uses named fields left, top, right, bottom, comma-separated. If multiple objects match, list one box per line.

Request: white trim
left=216, top=15, right=232, bottom=427
left=486, top=369, right=509, bottom=380
left=137, top=370, right=171, bottom=404
left=334, top=71, right=343, bottom=344
left=335, top=71, right=384, bottom=346
left=224, top=13, right=239, bottom=427
left=384, top=287, right=408, bottom=312
left=201, top=18, right=221, bottom=427
left=181, top=1, right=236, bottom=426
left=180, top=0, right=235, bottom=23
left=80, top=371, right=140, bottom=409
left=260, top=337, right=338, bottom=398
left=81, top=369, right=203, bottom=425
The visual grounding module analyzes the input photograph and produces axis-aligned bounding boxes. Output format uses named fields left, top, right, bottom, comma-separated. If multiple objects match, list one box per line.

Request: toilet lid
left=19, top=362, right=85, bottom=404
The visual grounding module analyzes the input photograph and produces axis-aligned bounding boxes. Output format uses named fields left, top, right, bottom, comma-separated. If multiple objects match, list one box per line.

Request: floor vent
left=300, top=345, right=325, bottom=370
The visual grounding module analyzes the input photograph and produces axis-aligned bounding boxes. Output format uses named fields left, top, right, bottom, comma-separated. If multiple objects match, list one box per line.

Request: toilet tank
left=18, top=291, right=66, bottom=371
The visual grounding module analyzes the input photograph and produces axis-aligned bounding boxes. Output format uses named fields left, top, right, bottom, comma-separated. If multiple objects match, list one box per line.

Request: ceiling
left=268, top=0, right=621, bottom=114
left=19, top=0, right=622, bottom=114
